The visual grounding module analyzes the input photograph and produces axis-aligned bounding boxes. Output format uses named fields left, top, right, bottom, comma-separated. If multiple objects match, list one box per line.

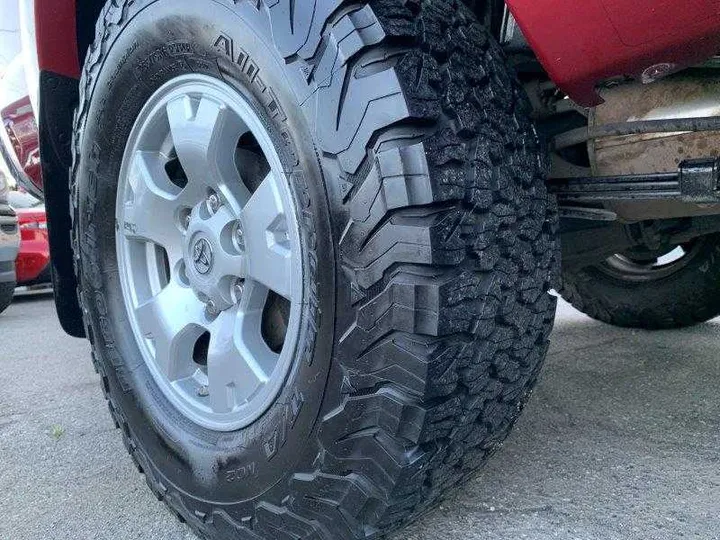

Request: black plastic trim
left=39, top=70, right=85, bottom=338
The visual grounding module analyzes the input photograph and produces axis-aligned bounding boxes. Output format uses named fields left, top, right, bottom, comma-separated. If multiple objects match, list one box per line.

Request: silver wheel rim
left=116, top=74, right=302, bottom=431
left=600, top=239, right=704, bottom=283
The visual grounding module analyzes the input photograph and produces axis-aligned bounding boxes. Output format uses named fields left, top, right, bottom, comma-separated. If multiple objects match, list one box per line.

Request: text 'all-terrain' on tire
left=72, top=1, right=558, bottom=538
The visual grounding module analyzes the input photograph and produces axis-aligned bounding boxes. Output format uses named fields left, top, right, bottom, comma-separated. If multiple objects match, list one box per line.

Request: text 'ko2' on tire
left=72, top=1, right=557, bottom=538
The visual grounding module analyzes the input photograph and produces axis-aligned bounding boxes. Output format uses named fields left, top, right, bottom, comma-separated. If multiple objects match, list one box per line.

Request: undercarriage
left=498, top=11, right=720, bottom=327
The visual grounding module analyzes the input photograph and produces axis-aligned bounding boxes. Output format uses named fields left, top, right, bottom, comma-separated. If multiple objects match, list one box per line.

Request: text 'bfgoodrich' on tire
left=71, top=1, right=558, bottom=538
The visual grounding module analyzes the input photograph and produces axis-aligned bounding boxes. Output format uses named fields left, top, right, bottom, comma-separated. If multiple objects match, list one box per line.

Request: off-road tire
left=71, top=1, right=558, bottom=538
left=0, top=281, right=14, bottom=315
left=561, top=234, right=720, bottom=330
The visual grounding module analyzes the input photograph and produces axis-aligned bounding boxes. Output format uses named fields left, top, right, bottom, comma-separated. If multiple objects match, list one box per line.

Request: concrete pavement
left=1, top=292, right=718, bottom=540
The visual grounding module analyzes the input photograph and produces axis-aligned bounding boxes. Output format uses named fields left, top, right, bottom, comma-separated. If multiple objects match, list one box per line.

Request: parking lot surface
left=0, top=292, right=718, bottom=540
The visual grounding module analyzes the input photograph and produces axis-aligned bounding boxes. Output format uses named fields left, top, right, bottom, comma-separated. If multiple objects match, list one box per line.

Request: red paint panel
left=15, top=208, right=50, bottom=284
left=34, top=0, right=80, bottom=79
left=601, top=0, right=714, bottom=47
left=2, top=96, right=42, bottom=193
left=29, top=0, right=720, bottom=108
left=508, top=0, right=720, bottom=106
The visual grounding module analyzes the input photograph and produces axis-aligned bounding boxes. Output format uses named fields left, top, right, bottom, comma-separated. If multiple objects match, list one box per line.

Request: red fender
left=34, top=0, right=80, bottom=79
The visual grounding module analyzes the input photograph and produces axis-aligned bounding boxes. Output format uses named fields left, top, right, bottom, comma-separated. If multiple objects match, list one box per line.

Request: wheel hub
left=182, top=201, right=246, bottom=312
left=115, top=74, right=302, bottom=432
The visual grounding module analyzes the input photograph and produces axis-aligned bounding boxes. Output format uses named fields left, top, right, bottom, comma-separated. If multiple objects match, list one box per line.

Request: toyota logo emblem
left=192, top=238, right=214, bottom=275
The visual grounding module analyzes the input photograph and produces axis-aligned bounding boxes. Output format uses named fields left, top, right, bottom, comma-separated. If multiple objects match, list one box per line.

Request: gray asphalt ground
left=1, top=292, right=718, bottom=540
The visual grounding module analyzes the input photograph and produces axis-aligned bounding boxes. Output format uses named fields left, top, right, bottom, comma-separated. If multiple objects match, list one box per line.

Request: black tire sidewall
left=76, top=0, right=334, bottom=503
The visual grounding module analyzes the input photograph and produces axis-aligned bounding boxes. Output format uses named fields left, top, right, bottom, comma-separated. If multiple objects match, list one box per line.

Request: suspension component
left=548, top=158, right=720, bottom=206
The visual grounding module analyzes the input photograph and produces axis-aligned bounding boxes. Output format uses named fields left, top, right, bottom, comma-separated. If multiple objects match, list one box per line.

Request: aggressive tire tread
left=71, top=1, right=558, bottom=538
left=560, top=235, right=720, bottom=330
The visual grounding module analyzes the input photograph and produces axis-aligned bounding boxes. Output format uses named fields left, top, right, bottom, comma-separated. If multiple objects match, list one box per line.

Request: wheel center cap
left=192, top=238, right=214, bottom=275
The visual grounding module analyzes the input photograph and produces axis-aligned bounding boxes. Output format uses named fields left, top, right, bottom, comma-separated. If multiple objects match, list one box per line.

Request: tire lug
left=206, top=300, right=218, bottom=316
left=197, top=385, right=209, bottom=397
left=207, top=192, right=221, bottom=213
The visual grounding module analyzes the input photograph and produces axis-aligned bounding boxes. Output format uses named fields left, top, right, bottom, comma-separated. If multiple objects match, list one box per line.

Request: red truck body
left=15, top=205, right=49, bottom=285
left=33, top=0, right=720, bottom=107
left=34, top=0, right=80, bottom=80
left=508, top=0, right=720, bottom=105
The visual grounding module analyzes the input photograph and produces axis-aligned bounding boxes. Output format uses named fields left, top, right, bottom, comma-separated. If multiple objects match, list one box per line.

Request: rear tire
left=561, top=234, right=720, bottom=329
left=72, top=1, right=558, bottom=538
left=0, top=281, right=14, bottom=315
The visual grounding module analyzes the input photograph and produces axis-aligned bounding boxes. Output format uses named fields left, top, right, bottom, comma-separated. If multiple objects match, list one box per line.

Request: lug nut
left=233, top=280, right=245, bottom=303
left=206, top=300, right=218, bottom=316
left=183, top=214, right=191, bottom=230
left=234, top=225, right=245, bottom=250
left=197, top=385, right=209, bottom=397
left=207, top=192, right=221, bottom=213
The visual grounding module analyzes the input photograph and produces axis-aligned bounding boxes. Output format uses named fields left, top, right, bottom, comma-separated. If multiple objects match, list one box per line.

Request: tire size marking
left=225, top=462, right=257, bottom=483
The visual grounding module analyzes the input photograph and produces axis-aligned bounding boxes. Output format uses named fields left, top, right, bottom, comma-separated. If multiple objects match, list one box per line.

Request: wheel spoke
left=122, top=151, right=183, bottom=260
left=213, top=250, right=247, bottom=281
left=241, top=173, right=294, bottom=300
left=206, top=282, right=278, bottom=413
left=135, top=280, right=207, bottom=381
left=166, top=94, right=251, bottom=207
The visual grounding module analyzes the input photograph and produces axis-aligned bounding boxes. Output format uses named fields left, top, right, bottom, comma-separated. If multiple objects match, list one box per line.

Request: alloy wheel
left=116, top=75, right=302, bottom=431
